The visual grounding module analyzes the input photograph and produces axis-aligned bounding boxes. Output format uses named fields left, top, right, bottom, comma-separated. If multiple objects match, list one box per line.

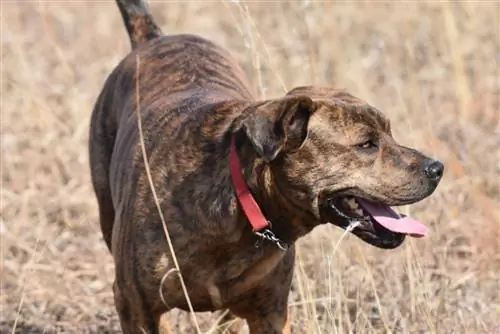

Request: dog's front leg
left=245, top=310, right=291, bottom=334
left=235, top=264, right=294, bottom=334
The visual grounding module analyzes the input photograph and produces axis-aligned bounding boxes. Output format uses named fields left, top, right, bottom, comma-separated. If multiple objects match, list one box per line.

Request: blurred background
left=2, top=1, right=499, bottom=333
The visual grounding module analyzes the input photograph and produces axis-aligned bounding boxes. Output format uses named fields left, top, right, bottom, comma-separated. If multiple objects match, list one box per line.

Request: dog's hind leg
left=89, top=97, right=116, bottom=252
left=92, top=176, right=115, bottom=253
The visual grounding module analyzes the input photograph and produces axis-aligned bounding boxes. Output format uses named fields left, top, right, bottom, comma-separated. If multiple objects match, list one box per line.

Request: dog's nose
left=424, top=159, right=444, bottom=181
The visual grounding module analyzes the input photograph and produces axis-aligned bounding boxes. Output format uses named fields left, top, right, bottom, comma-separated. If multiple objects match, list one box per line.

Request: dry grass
left=2, top=1, right=499, bottom=333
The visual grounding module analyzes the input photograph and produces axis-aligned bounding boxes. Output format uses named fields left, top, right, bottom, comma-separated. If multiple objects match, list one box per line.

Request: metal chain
left=254, top=229, right=288, bottom=252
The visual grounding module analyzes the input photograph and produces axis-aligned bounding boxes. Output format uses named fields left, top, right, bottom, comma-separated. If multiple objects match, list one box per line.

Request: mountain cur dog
left=89, top=0, right=445, bottom=333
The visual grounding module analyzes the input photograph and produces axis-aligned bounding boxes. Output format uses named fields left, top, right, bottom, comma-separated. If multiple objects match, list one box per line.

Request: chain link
left=254, top=228, right=288, bottom=252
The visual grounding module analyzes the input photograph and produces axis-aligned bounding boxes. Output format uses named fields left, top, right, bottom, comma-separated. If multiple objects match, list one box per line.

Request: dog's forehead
left=287, top=85, right=390, bottom=130
left=315, top=98, right=390, bottom=130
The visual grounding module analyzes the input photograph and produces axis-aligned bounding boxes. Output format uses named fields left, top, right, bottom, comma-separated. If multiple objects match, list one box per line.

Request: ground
left=1, top=1, right=499, bottom=333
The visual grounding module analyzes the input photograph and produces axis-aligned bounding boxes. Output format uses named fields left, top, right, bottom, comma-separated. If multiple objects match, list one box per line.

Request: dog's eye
left=357, top=140, right=378, bottom=150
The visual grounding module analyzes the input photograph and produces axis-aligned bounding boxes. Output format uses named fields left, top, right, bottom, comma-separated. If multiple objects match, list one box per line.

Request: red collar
left=229, top=135, right=288, bottom=251
left=229, top=135, right=269, bottom=231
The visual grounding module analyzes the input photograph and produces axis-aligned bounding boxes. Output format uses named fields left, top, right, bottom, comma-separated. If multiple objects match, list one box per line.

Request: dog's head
left=239, top=86, right=444, bottom=249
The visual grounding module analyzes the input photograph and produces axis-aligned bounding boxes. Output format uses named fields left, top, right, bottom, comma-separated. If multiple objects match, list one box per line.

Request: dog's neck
left=234, top=136, right=319, bottom=246
left=180, top=99, right=318, bottom=249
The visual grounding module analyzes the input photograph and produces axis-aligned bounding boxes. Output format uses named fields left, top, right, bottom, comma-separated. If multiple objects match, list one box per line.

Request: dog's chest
left=208, top=248, right=286, bottom=304
left=165, top=248, right=286, bottom=311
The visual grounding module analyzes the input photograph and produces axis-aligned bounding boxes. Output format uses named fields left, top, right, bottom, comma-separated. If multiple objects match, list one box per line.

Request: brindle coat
left=89, top=1, right=444, bottom=333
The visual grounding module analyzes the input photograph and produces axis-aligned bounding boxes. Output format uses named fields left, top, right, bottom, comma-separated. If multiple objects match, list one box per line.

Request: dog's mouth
left=322, top=196, right=428, bottom=249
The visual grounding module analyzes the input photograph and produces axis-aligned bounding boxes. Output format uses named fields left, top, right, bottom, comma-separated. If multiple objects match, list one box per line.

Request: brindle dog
left=89, top=1, right=444, bottom=333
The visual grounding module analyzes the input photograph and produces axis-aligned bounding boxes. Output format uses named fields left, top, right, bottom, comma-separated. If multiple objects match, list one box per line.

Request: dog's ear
left=241, top=96, right=316, bottom=162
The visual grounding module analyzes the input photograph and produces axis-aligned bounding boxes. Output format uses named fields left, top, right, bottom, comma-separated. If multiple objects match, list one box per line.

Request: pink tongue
left=356, top=199, right=428, bottom=237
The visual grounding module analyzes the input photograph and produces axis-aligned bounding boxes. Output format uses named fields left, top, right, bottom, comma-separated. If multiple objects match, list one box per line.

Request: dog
left=88, top=1, right=444, bottom=333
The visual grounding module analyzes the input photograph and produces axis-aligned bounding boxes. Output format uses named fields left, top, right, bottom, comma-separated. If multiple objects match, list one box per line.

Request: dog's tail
left=115, top=0, right=162, bottom=49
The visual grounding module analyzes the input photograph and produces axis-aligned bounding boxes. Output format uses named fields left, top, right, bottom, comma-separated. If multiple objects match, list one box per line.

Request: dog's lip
left=321, top=193, right=427, bottom=240
left=320, top=196, right=404, bottom=248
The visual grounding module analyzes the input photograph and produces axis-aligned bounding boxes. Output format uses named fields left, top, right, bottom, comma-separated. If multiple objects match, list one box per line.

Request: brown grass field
left=1, top=1, right=499, bottom=333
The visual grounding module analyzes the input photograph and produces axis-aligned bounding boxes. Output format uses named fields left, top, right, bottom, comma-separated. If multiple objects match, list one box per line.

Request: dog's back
left=89, top=0, right=253, bottom=251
